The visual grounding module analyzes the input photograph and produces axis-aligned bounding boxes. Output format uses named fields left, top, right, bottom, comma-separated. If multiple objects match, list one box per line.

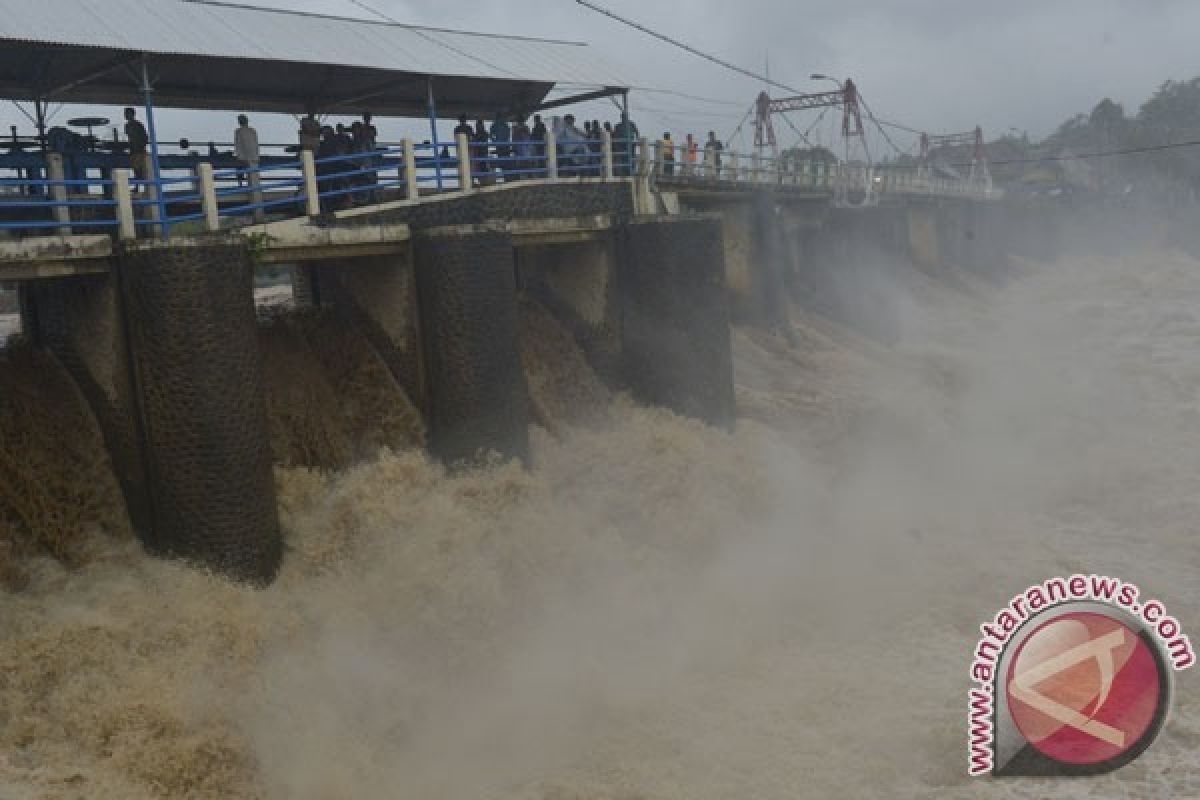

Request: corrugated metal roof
left=0, top=0, right=628, bottom=87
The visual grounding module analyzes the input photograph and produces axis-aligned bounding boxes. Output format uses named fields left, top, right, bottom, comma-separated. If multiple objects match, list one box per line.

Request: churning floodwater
left=2, top=237, right=1199, bottom=798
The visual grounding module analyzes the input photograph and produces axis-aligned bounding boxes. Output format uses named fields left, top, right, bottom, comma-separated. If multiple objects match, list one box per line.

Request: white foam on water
left=2, top=243, right=1199, bottom=799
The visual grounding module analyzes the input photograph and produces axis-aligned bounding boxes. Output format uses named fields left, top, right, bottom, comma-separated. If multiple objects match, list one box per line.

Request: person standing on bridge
left=453, top=114, right=473, bottom=140
left=490, top=114, right=512, bottom=181
left=588, top=120, right=603, bottom=173
left=661, top=132, right=675, bottom=176
left=360, top=112, right=378, bottom=153
left=684, top=133, right=699, bottom=176
left=316, top=126, right=338, bottom=212
left=512, top=116, right=532, bottom=179
left=123, top=108, right=150, bottom=186
left=705, top=131, right=723, bottom=178
left=234, top=114, right=260, bottom=176
left=559, top=114, right=588, bottom=176
left=299, top=112, right=321, bottom=155
left=473, top=118, right=492, bottom=186
left=234, top=115, right=264, bottom=221
left=612, top=111, right=638, bottom=176
left=531, top=114, right=547, bottom=176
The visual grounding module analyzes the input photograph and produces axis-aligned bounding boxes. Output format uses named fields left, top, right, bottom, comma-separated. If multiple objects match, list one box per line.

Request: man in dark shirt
left=453, top=114, right=473, bottom=139
left=473, top=118, right=491, bottom=185
left=530, top=114, right=547, bottom=175
left=124, top=107, right=150, bottom=181
left=612, top=112, right=639, bottom=176
left=490, top=115, right=512, bottom=179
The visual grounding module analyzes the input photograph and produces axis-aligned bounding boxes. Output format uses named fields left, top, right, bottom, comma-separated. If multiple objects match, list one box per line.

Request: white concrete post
left=729, top=151, right=740, bottom=182
left=300, top=150, right=320, bottom=216
left=704, top=145, right=716, bottom=179
left=247, top=169, right=264, bottom=224
left=654, top=139, right=666, bottom=176
left=144, top=174, right=162, bottom=234
left=751, top=151, right=762, bottom=183
left=544, top=130, right=558, bottom=179
left=113, top=168, right=136, bottom=241
left=455, top=132, right=473, bottom=192
left=45, top=153, right=71, bottom=235
left=601, top=130, right=614, bottom=180
left=402, top=139, right=419, bottom=201
left=197, top=162, right=219, bottom=231
left=634, top=136, right=649, bottom=177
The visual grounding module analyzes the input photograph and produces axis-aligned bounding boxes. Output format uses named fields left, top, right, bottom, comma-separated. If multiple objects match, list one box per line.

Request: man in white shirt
left=234, top=114, right=260, bottom=168
left=234, top=115, right=263, bottom=221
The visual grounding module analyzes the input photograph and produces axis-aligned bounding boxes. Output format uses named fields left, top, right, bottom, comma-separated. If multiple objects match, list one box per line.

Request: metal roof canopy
left=0, top=0, right=629, bottom=117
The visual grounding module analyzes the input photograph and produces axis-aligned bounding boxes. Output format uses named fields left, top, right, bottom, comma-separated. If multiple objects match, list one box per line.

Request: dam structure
left=0, top=0, right=1016, bottom=583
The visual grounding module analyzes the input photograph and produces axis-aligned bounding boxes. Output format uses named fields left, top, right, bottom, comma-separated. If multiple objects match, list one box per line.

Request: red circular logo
left=1006, top=611, right=1162, bottom=765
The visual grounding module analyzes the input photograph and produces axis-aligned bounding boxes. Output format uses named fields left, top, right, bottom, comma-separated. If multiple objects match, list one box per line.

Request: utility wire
left=344, top=0, right=521, bottom=79
left=574, top=0, right=804, bottom=95
left=554, top=83, right=744, bottom=106
left=954, top=138, right=1200, bottom=168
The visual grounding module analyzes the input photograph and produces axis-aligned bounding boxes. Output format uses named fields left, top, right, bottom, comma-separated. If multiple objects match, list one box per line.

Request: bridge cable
left=724, top=102, right=758, bottom=149
left=778, top=112, right=815, bottom=149
left=857, top=93, right=909, bottom=159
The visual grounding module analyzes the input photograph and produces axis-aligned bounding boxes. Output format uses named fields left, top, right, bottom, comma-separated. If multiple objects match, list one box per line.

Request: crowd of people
left=660, top=131, right=725, bottom=177
left=452, top=110, right=642, bottom=183
left=116, top=105, right=730, bottom=218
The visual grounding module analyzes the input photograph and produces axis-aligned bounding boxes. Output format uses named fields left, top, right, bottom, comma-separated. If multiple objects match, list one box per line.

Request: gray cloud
left=6, top=0, right=1199, bottom=152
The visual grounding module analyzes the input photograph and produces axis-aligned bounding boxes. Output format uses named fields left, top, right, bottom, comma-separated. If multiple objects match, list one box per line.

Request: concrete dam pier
left=1, top=177, right=1021, bottom=583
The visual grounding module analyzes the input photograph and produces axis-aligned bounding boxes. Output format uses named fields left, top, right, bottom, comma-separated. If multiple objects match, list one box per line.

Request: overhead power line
left=344, top=0, right=520, bottom=79
left=964, top=138, right=1200, bottom=168
left=555, top=83, right=743, bottom=106
left=574, top=0, right=804, bottom=95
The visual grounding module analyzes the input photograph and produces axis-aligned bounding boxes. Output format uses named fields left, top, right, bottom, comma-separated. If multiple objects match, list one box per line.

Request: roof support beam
left=322, top=75, right=427, bottom=112
left=41, top=52, right=144, bottom=99
left=513, top=86, right=626, bottom=116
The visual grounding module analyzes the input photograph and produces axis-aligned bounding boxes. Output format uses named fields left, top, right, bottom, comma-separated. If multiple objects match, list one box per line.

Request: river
left=1, top=233, right=1197, bottom=798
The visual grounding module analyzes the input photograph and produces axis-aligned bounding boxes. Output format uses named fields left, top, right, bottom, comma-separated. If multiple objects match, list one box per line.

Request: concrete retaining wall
left=413, top=227, right=530, bottom=465
left=120, top=242, right=281, bottom=583
left=616, top=217, right=735, bottom=427
left=354, top=182, right=635, bottom=231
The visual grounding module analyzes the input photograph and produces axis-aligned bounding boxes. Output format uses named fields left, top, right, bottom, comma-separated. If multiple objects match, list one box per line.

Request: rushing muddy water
left=2, top=240, right=1199, bottom=798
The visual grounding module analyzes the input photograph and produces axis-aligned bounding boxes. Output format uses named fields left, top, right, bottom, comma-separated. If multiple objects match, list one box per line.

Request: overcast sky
left=5, top=0, right=1200, bottom=155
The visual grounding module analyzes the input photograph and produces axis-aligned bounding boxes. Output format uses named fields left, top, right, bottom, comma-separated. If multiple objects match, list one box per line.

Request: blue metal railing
left=0, top=137, right=996, bottom=239
left=0, top=174, right=119, bottom=233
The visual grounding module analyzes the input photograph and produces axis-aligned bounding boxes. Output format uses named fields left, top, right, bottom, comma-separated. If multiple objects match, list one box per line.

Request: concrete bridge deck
left=0, top=130, right=998, bottom=277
